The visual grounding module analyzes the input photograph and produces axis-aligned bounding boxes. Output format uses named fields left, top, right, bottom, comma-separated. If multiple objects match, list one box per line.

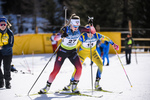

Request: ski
left=15, top=91, right=103, bottom=98
left=30, top=92, right=53, bottom=96
left=86, top=89, right=123, bottom=94
left=55, top=91, right=103, bottom=98
left=99, top=89, right=123, bottom=94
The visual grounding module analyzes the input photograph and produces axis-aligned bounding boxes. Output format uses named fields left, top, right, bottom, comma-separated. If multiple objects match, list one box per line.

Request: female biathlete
left=63, top=26, right=119, bottom=91
left=39, top=14, right=96, bottom=94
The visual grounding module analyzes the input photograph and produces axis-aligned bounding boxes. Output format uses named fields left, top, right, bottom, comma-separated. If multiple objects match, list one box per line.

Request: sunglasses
left=73, top=25, right=79, bottom=28
left=0, top=24, right=7, bottom=26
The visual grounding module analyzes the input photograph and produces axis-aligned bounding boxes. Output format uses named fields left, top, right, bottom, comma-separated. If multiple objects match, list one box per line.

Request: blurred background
left=0, top=0, right=149, bottom=53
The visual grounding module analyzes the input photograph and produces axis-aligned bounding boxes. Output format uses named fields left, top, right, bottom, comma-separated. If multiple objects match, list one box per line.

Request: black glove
left=88, top=19, right=93, bottom=25
left=61, top=32, right=68, bottom=38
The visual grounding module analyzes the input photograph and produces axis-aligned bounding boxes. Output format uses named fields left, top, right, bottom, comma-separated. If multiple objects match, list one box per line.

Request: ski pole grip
left=88, top=16, right=94, bottom=26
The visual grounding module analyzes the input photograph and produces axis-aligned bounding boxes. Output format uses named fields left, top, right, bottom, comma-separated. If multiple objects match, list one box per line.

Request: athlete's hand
left=61, top=32, right=68, bottom=38
left=113, top=44, right=119, bottom=50
left=54, top=33, right=61, bottom=41
left=88, top=19, right=93, bottom=25
left=90, top=26, right=96, bottom=34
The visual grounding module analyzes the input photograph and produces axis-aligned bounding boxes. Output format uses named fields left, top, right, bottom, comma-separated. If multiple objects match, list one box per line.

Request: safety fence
left=13, top=32, right=121, bottom=55
left=121, top=38, right=150, bottom=53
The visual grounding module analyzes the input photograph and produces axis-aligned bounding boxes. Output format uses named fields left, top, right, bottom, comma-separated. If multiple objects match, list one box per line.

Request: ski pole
left=27, top=43, right=61, bottom=95
left=134, top=46, right=138, bottom=64
left=64, top=6, right=67, bottom=25
left=88, top=16, right=94, bottom=94
left=113, top=48, right=133, bottom=87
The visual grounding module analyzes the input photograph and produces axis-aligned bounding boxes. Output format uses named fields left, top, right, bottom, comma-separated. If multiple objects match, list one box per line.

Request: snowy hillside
left=0, top=53, right=150, bottom=100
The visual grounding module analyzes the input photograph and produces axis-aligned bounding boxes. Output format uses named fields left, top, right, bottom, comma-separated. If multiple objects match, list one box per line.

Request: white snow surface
left=0, top=53, right=150, bottom=100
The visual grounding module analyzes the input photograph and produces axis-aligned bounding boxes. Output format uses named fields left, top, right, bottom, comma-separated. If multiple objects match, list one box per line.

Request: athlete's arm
left=97, top=33, right=119, bottom=50
left=79, top=26, right=96, bottom=34
left=54, top=26, right=68, bottom=41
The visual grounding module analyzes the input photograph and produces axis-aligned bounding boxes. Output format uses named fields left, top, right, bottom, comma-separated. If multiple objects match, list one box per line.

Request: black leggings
left=125, top=49, right=131, bottom=64
left=0, top=54, right=12, bottom=81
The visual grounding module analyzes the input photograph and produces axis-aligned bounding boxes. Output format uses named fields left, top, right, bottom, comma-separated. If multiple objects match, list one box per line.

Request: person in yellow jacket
left=0, top=17, right=14, bottom=89
left=63, top=25, right=119, bottom=91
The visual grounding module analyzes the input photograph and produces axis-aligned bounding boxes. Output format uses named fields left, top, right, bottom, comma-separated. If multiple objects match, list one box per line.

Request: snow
left=0, top=53, right=150, bottom=100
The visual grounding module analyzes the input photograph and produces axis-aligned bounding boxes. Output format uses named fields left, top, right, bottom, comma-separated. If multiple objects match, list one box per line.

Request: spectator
left=125, top=33, right=134, bottom=64
left=50, top=31, right=57, bottom=53
left=0, top=17, right=14, bottom=89
left=101, top=41, right=110, bottom=66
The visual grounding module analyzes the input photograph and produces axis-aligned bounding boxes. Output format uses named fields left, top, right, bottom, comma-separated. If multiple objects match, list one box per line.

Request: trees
left=62, top=0, right=125, bottom=31
left=40, top=0, right=64, bottom=31
left=1, top=0, right=34, bottom=15
left=1, top=0, right=64, bottom=32
left=131, top=0, right=150, bottom=37
left=1, top=0, right=150, bottom=35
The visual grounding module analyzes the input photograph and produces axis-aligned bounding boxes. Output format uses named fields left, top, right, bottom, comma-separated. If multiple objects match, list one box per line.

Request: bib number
left=87, top=43, right=94, bottom=47
left=69, top=39, right=76, bottom=44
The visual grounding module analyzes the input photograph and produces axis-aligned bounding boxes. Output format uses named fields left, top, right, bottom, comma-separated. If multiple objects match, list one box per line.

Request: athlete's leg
left=102, top=53, right=106, bottom=65
left=128, top=49, right=131, bottom=64
left=91, top=50, right=103, bottom=79
left=68, top=50, right=83, bottom=93
left=125, top=49, right=128, bottom=64
left=90, top=50, right=103, bottom=90
left=106, top=46, right=110, bottom=65
left=39, top=47, right=67, bottom=94
left=96, top=70, right=101, bottom=79
left=48, top=47, right=67, bottom=83
left=63, top=50, right=88, bottom=91
left=106, top=53, right=109, bottom=65
left=70, top=50, right=88, bottom=81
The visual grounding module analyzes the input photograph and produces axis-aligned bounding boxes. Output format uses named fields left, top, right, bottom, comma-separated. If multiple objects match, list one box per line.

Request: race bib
left=82, top=39, right=97, bottom=48
left=62, top=34, right=80, bottom=47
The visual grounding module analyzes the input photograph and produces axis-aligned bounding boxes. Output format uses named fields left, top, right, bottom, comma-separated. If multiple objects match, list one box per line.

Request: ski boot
left=106, top=63, right=109, bottom=66
left=11, top=65, right=18, bottom=73
left=0, top=79, right=4, bottom=88
left=5, top=80, right=11, bottom=89
left=95, top=78, right=102, bottom=91
left=72, top=80, right=80, bottom=93
left=63, top=80, right=73, bottom=91
left=38, top=81, right=51, bottom=94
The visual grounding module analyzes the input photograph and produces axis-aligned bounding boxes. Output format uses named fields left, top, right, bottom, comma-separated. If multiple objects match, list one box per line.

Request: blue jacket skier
left=101, top=41, right=110, bottom=66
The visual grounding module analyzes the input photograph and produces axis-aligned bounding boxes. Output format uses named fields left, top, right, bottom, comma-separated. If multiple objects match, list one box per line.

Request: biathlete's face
left=70, top=19, right=80, bottom=32
left=87, top=33, right=93, bottom=38
left=0, top=22, right=7, bottom=31
left=71, top=25, right=79, bottom=31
